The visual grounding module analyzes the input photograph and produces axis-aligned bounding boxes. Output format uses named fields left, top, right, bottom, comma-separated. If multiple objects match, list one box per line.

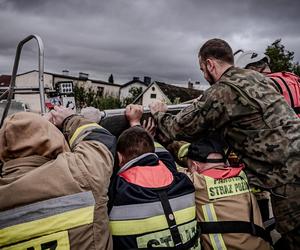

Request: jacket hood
left=0, top=112, right=70, bottom=162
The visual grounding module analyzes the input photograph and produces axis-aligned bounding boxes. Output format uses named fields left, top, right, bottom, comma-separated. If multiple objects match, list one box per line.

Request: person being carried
left=0, top=106, right=116, bottom=250
left=108, top=104, right=200, bottom=250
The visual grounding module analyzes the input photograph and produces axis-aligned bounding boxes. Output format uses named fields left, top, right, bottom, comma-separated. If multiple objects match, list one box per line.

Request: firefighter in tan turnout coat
left=0, top=106, right=116, bottom=250
left=174, top=137, right=271, bottom=250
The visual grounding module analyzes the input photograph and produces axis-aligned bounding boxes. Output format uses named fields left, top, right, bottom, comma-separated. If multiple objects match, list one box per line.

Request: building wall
left=14, top=71, right=121, bottom=112
left=91, top=82, right=120, bottom=98
left=56, top=77, right=120, bottom=98
left=16, top=71, right=53, bottom=89
left=15, top=71, right=53, bottom=112
left=141, top=83, right=169, bottom=107
left=120, top=82, right=147, bottom=100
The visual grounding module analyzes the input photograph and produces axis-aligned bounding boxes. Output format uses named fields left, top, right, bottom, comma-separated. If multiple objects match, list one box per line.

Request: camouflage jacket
left=154, top=66, right=300, bottom=189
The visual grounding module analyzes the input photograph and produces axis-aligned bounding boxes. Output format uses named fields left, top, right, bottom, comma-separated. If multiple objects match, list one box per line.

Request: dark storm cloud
left=0, top=0, right=299, bottom=86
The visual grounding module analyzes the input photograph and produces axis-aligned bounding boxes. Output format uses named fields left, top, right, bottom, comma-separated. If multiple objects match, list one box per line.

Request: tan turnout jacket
left=0, top=112, right=116, bottom=250
left=184, top=166, right=271, bottom=250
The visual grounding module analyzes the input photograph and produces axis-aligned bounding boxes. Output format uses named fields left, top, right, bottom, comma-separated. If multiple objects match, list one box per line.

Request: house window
left=152, top=87, right=155, bottom=91
left=150, top=94, right=156, bottom=99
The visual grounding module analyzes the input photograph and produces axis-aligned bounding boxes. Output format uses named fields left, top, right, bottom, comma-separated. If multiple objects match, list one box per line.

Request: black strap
left=158, top=191, right=183, bottom=247
left=270, top=77, right=283, bottom=94
left=277, top=76, right=295, bottom=108
left=199, top=221, right=272, bottom=244
left=293, top=107, right=300, bottom=114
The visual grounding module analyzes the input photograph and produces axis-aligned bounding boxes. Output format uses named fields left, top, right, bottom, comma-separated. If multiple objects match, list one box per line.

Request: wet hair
left=117, top=126, right=155, bottom=163
left=198, top=38, right=234, bottom=65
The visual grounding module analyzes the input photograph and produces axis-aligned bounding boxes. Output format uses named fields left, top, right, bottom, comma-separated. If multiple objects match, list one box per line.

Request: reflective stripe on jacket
left=0, top=192, right=94, bottom=249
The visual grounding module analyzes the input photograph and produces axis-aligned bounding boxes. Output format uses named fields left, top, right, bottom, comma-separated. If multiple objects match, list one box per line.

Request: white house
left=119, top=76, right=151, bottom=103
left=134, top=81, right=203, bottom=107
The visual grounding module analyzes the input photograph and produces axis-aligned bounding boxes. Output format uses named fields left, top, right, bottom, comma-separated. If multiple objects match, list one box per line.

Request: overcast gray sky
left=0, top=0, right=299, bottom=88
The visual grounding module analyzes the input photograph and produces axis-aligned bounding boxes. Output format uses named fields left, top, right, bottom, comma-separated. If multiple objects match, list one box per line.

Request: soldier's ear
left=206, top=59, right=215, bottom=72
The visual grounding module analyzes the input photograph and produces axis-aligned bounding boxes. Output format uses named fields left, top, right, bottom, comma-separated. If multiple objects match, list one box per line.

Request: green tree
left=122, top=86, right=143, bottom=107
left=292, top=62, right=300, bottom=76
left=74, top=84, right=121, bottom=110
left=265, top=39, right=300, bottom=75
left=108, top=74, right=114, bottom=84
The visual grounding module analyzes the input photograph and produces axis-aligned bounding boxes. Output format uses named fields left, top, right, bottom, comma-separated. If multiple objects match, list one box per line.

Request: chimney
left=188, top=81, right=194, bottom=89
left=62, top=70, right=69, bottom=76
left=79, top=72, right=89, bottom=80
left=144, top=76, right=151, bottom=85
left=133, top=76, right=140, bottom=81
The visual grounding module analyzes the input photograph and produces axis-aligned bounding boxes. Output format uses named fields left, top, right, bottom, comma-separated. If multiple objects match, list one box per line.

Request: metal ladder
left=0, top=35, right=45, bottom=127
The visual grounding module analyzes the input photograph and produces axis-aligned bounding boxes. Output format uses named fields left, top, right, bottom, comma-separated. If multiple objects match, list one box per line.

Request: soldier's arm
left=152, top=85, right=230, bottom=142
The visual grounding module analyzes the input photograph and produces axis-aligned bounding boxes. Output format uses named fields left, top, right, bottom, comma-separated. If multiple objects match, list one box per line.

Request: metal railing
left=0, top=35, right=45, bottom=127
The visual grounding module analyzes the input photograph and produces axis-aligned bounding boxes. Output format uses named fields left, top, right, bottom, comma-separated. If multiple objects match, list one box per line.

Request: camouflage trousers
left=274, top=227, right=300, bottom=250
left=271, top=184, right=300, bottom=249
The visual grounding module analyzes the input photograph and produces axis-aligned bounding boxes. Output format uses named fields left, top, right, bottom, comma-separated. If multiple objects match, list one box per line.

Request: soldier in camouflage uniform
left=150, top=38, right=300, bottom=249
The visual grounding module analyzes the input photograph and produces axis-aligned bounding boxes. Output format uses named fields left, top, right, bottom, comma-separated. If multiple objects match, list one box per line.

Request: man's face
left=199, top=58, right=215, bottom=85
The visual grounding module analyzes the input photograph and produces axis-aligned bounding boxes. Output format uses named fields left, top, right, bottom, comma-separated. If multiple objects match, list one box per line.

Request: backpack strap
left=199, top=221, right=272, bottom=244
left=158, top=191, right=183, bottom=247
left=269, top=77, right=283, bottom=94
left=275, top=76, right=295, bottom=108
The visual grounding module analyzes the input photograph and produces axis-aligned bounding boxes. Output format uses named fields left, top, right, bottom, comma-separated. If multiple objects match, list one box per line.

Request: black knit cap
left=187, top=136, right=225, bottom=163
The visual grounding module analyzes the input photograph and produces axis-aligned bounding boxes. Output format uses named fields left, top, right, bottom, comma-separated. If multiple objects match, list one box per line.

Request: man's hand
left=125, top=104, right=143, bottom=127
left=43, top=112, right=54, bottom=124
left=149, top=100, right=167, bottom=115
left=50, top=106, right=75, bottom=128
left=142, top=117, right=156, bottom=137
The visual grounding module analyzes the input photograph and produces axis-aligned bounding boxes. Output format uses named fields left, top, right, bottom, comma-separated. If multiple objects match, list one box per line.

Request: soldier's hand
left=149, top=100, right=167, bottom=115
left=125, top=104, right=143, bottom=127
left=51, top=106, right=75, bottom=128
left=142, top=117, right=156, bottom=137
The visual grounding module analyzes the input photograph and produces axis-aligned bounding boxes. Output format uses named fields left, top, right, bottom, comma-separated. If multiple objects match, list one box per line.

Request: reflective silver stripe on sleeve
left=155, top=147, right=169, bottom=153
left=109, top=192, right=195, bottom=220
left=0, top=191, right=95, bottom=229
left=202, top=204, right=226, bottom=250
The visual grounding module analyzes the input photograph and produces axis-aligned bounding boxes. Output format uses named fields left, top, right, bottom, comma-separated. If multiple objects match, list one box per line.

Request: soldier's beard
left=205, top=65, right=215, bottom=85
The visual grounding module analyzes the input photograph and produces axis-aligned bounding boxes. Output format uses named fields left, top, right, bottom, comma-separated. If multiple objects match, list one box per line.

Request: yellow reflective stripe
left=202, top=204, right=226, bottom=250
left=251, top=187, right=262, bottom=193
left=110, top=206, right=195, bottom=236
left=178, top=143, right=190, bottom=159
left=2, top=231, right=70, bottom=250
left=69, top=123, right=101, bottom=146
left=154, top=142, right=164, bottom=148
left=0, top=206, right=94, bottom=246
